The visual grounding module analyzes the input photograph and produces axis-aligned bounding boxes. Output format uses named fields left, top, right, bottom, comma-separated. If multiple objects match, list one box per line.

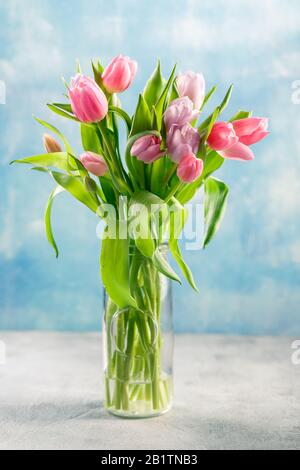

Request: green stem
left=105, top=249, right=171, bottom=414
left=163, top=163, right=177, bottom=186
left=165, top=181, right=184, bottom=203
left=97, top=122, right=133, bottom=196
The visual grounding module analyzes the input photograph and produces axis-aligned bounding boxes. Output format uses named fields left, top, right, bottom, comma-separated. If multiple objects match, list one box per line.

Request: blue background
left=0, top=0, right=300, bottom=334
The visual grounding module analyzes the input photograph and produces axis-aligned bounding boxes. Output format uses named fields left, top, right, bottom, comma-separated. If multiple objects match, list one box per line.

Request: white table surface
left=0, top=332, right=299, bottom=450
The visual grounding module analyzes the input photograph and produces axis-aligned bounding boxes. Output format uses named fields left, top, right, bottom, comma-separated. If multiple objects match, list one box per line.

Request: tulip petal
left=233, top=117, right=263, bottom=134
left=138, top=145, right=163, bottom=163
left=69, top=75, right=108, bottom=123
left=102, top=55, right=137, bottom=93
left=131, top=136, right=151, bottom=156
left=171, top=144, right=192, bottom=163
left=238, top=131, right=269, bottom=146
left=177, top=153, right=203, bottom=182
left=220, top=142, right=254, bottom=161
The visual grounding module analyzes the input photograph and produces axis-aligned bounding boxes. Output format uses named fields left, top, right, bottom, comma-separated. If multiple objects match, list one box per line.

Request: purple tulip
left=131, top=135, right=163, bottom=164
left=167, top=123, right=200, bottom=162
left=176, top=71, right=205, bottom=109
left=164, top=97, right=199, bottom=131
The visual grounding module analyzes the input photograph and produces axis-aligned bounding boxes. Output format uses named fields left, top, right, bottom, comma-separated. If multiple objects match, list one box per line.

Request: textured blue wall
left=1, top=0, right=300, bottom=333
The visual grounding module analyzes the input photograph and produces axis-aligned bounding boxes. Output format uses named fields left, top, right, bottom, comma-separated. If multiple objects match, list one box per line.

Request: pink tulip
left=207, top=117, right=268, bottom=161
left=131, top=134, right=163, bottom=164
left=176, top=71, right=205, bottom=109
left=219, top=142, right=254, bottom=161
left=43, top=134, right=62, bottom=153
left=79, top=151, right=108, bottom=176
left=207, top=122, right=238, bottom=151
left=164, top=97, right=199, bottom=131
left=167, top=123, right=200, bottom=163
left=177, top=152, right=203, bottom=183
left=69, top=74, right=108, bottom=123
left=102, top=55, right=137, bottom=94
left=232, top=117, right=269, bottom=145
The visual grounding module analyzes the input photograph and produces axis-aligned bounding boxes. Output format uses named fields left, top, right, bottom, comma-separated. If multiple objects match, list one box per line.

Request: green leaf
left=198, top=84, right=234, bottom=133
left=168, top=197, right=198, bottom=291
left=47, top=104, right=79, bottom=122
left=169, top=240, right=198, bottom=290
left=81, top=124, right=103, bottom=154
left=143, top=61, right=166, bottom=110
left=152, top=247, right=181, bottom=284
left=76, top=59, right=82, bottom=74
left=150, top=157, right=167, bottom=196
left=84, top=175, right=99, bottom=196
left=200, top=85, right=217, bottom=111
left=154, top=64, right=177, bottom=123
left=130, top=94, right=152, bottom=137
left=51, top=171, right=100, bottom=213
left=203, top=106, right=220, bottom=140
left=151, top=105, right=160, bottom=131
left=176, top=184, right=196, bottom=205
left=99, top=176, right=116, bottom=205
left=52, top=103, right=73, bottom=113
left=34, top=116, right=73, bottom=154
left=100, top=228, right=137, bottom=309
left=129, top=190, right=168, bottom=258
left=169, top=80, right=180, bottom=103
left=229, top=109, right=252, bottom=121
left=109, top=106, right=132, bottom=133
left=219, top=84, right=233, bottom=113
left=92, top=60, right=105, bottom=88
left=203, top=177, right=229, bottom=248
left=11, top=152, right=71, bottom=171
left=31, top=167, right=48, bottom=173
left=44, top=186, right=65, bottom=258
left=202, top=151, right=225, bottom=179
left=136, top=234, right=156, bottom=259
left=66, top=154, right=89, bottom=178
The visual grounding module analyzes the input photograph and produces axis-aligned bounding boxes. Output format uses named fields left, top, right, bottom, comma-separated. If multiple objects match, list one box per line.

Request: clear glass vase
left=102, top=246, right=173, bottom=418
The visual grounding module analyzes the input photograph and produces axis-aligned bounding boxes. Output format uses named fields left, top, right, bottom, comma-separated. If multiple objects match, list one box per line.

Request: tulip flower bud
left=102, top=55, right=137, bottom=94
left=131, top=134, right=164, bottom=164
left=79, top=151, right=108, bottom=176
left=69, top=74, right=108, bottom=123
left=207, top=118, right=269, bottom=161
left=232, top=117, right=269, bottom=145
left=164, top=97, right=199, bottom=131
left=167, top=123, right=200, bottom=163
left=207, top=122, right=238, bottom=151
left=177, top=152, right=203, bottom=183
left=176, top=71, right=205, bottom=110
left=43, top=134, right=62, bottom=153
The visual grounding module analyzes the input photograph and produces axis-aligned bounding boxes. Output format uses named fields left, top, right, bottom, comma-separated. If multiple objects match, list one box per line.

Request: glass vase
left=102, top=246, right=173, bottom=418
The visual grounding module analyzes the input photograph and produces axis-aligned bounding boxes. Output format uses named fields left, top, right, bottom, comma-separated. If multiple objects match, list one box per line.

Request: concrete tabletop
left=0, top=332, right=299, bottom=450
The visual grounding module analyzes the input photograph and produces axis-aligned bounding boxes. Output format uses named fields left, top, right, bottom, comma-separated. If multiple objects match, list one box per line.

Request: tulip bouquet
left=13, top=55, right=268, bottom=417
